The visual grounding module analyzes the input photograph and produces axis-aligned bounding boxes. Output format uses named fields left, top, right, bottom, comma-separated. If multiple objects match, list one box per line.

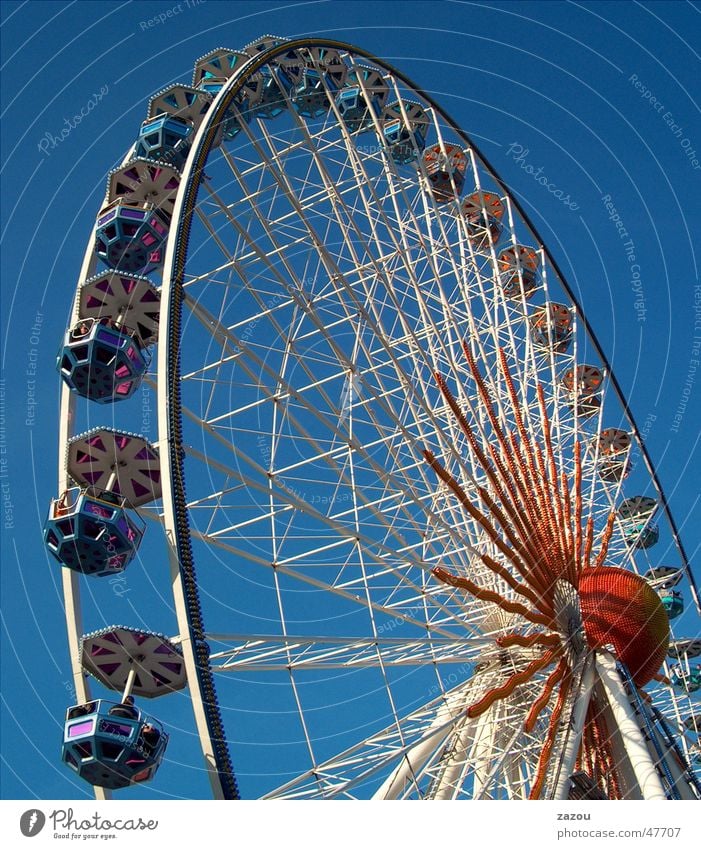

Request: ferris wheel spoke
left=191, top=162, right=536, bottom=568
left=228, top=99, right=504, bottom=424
left=262, top=683, right=474, bottom=799
left=208, top=633, right=492, bottom=671
left=187, top=525, right=501, bottom=642
left=186, top=506, right=489, bottom=637
left=176, top=298, right=524, bottom=602
left=178, top=369, right=536, bottom=640
left=264, top=658, right=555, bottom=800
left=181, top=384, right=456, bottom=572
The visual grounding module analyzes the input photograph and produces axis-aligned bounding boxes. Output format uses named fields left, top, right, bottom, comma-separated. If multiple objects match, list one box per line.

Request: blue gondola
left=135, top=115, right=193, bottom=170
left=382, top=101, right=429, bottom=165
left=623, top=521, right=660, bottom=549
left=192, top=77, right=252, bottom=142
left=291, top=68, right=333, bottom=118
left=246, top=72, right=290, bottom=120
left=95, top=200, right=169, bottom=275
left=58, top=318, right=150, bottom=403
left=240, top=37, right=302, bottom=119
left=336, top=65, right=388, bottom=133
left=659, top=590, right=685, bottom=620
left=44, top=487, right=144, bottom=576
left=62, top=699, right=167, bottom=790
left=671, top=665, right=701, bottom=694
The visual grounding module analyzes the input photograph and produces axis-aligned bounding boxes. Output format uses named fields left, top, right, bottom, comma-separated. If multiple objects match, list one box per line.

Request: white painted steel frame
left=157, top=40, right=699, bottom=798
left=56, top=37, right=700, bottom=802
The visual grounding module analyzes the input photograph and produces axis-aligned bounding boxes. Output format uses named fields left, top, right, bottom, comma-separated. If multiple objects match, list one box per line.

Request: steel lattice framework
left=54, top=37, right=700, bottom=801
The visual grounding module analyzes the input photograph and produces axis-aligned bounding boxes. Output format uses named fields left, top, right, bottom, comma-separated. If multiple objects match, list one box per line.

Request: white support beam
left=596, top=652, right=667, bottom=800
left=372, top=687, right=472, bottom=799
left=553, top=653, right=596, bottom=799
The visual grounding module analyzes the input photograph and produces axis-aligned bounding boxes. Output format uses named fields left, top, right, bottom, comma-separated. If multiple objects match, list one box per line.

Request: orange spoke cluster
left=583, top=701, right=622, bottom=799
left=432, top=566, right=552, bottom=628
left=528, top=671, right=572, bottom=799
left=467, top=648, right=562, bottom=719
left=525, top=658, right=567, bottom=733
left=424, top=344, right=626, bottom=798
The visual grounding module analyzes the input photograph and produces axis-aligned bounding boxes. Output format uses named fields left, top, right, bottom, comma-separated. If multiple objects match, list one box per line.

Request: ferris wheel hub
left=579, top=567, right=670, bottom=687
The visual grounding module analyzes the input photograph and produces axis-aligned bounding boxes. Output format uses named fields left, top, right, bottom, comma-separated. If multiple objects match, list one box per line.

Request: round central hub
left=553, top=578, right=585, bottom=660
left=553, top=579, right=581, bottom=633
left=579, top=567, right=670, bottom=686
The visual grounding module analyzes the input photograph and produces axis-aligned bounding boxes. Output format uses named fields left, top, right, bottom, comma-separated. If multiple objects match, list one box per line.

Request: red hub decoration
left=579, top=567, right=670, bottom=686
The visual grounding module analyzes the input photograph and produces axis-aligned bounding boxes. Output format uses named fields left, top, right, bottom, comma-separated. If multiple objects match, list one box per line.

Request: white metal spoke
left=208, top=634, right=490, bottom=671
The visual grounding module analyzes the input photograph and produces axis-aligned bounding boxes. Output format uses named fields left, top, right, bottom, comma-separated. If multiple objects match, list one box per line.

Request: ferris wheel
left=46, top=36, right=701, bottom=800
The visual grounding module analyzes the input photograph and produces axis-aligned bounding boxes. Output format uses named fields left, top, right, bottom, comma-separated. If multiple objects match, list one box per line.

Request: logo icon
left=20, top=809, right=46, bottom=837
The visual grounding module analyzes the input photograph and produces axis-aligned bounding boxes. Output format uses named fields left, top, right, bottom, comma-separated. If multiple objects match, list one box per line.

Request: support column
left=553, top=654, right=595, bottom=799
left=596, top=652, right=666, bottom=800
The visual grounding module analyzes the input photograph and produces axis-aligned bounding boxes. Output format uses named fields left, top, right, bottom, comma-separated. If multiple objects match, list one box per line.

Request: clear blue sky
left=1, top=0, right=699, bottom=800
